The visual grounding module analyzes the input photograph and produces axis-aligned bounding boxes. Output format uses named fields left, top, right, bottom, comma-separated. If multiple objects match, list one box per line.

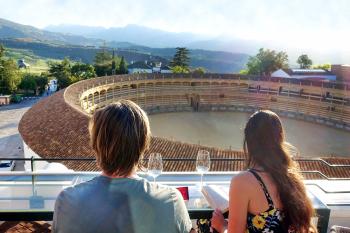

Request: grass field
left=5, top=48, right=60, bottom=74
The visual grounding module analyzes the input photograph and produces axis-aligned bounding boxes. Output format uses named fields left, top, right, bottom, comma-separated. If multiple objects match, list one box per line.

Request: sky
left=0, top=0, right=350, bottom=51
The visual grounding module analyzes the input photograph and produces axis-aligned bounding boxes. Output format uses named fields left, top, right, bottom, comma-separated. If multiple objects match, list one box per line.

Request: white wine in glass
left=148, top=153, right=163, bottom=184
left=196, top=150, right=210, bottom=188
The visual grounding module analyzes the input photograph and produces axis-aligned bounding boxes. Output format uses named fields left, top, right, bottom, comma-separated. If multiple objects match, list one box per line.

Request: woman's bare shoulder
left=230, top=171, right=255, bottom=189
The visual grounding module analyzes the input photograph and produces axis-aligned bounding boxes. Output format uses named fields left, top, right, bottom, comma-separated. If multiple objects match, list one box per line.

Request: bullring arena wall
left=72, top=73, right=350, bottom=130
left=19, top=73, right=350, bottom=179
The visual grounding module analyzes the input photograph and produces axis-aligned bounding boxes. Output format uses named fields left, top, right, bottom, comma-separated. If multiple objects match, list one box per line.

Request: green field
left=5, top=48, right=60, bottom=74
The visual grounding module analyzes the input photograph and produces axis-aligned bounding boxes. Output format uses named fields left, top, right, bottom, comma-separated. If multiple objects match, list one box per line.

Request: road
left=0, top=98, right=41, bottom=171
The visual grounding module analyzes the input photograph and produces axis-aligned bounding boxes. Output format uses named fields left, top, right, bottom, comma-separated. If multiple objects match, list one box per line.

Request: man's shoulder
left=57, top=177, right=99, bottom=203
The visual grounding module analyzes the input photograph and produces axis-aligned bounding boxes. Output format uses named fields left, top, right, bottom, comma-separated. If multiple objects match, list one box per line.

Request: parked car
left=0, top=160, right=15, bottom=171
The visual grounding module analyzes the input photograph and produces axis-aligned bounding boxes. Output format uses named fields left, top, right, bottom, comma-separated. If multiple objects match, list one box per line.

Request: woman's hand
left=211, top=208, right=227, bottom=233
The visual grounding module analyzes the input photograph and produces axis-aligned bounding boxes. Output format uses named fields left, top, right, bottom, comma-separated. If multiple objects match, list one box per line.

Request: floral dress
left=246, top=169, right=286, bottom=233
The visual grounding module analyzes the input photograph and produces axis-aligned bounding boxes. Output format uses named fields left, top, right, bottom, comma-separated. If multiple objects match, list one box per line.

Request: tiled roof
left=0, top=221, right=51, bottom=232
left=127, top=61, right=152, bottom=69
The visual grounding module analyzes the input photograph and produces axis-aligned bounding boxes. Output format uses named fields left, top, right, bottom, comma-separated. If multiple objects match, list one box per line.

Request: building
left=17, top=59, right=30, bottom=69
left=128, top=61, right=172, bottom=74
left=331, top=65, right=350, bottom=83
left=48, top=79, right=58, bottom=92
left=127, top=61, right=153, bottom=74
left=160, top=65, right=172, bottom=73
left=0, top=95, right=11, bottom=105
left=272, top=68, right=336, bottom=81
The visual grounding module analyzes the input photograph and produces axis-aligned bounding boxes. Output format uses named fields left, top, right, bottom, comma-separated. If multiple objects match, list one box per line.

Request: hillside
left=0, top=18, right=249, bottom=73
left=0, top=18, right=102, bottom=46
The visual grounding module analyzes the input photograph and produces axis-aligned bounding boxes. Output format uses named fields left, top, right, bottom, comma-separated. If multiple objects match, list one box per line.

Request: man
left=53, top=100, right=192, bottom=233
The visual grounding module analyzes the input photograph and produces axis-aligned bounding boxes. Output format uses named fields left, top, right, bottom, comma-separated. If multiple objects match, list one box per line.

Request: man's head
left=89, top=100, right=151, bottom=176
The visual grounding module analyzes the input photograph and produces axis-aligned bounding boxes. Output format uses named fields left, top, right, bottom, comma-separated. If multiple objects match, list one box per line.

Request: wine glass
left=283, top=142, right=300, bottom=158
left=148, top=153, right=163, bottom=184
left=196, top=150, right=210, bottom=188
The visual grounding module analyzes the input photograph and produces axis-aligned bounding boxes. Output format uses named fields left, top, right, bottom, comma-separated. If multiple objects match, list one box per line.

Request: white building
left=272, top=68, right=336, bottom=81
left=127, top=61, right=153, bottom=74
left=128, top=61, right=172, bottom=74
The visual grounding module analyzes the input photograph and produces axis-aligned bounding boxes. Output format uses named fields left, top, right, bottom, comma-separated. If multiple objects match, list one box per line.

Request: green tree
left=94, top=50, right=112, bottom=64
left=19, top=74, right=37, bottom=95
left=297, top=54, right=313, bottom=69
left=48, top=58, right=72, bottom=88
left=246, top=48, right=289, bottom=75
left=35, top=73, right=49, bottom=94
left=192, top=67, right=206, bottom=75
left=71, top=63, right=96, bottom=80
left=170, top=47, right=190, bottom=70
left=313, top=63, right=331, bottom=71
left=239, top=69, right=249, bottom=75
left=94, top=50, right=119, bottom=76
left=0, top=45, right=21, bottom=94
left=117, top=56, right=128, bottom=74
left=171, top=66, right=190, bottom=74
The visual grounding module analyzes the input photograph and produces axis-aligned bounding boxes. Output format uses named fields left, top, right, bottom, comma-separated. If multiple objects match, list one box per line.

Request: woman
left=211, top=110, right=316, bottom=233
left=53, top=100, right=192, bottom=233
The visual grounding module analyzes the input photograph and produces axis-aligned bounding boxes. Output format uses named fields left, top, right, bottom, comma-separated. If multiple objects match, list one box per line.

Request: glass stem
left=153, top=177, right=156, bottom=184
left=200, top=174, right=203, bottom=188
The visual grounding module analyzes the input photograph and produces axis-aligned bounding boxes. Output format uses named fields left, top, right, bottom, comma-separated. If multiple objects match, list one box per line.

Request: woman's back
left=245, top=169, right=286, bottom=233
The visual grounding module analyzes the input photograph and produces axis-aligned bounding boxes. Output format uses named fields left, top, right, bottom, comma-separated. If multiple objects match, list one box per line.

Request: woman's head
left=89, top=100, right=151, bottom=176
left=244, top=110, right=289, bottom=171
left=244, top=110, right=316, bottom=233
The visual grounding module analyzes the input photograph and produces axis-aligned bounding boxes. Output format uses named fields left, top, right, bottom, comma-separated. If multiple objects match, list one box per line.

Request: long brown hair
left=244, top=110, right=316, bottom=233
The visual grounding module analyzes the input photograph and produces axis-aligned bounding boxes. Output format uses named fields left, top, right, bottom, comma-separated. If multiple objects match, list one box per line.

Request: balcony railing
left=1, top=157, right=350, bottom=232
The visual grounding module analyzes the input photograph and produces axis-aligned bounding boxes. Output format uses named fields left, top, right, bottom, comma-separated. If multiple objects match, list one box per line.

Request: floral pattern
left=247, top=207, right=284, bottom=233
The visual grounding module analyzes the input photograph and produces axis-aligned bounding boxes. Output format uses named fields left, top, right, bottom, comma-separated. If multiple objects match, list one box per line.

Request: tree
left=48, top=58, right=72, bottom=88
left=170, top=47, right=190, bottom=70
left=297, top=54, right=313, bottom=69
left=313, top=63, right=331, bottom=71
left=246, top=48, right=289, bottom=75
left=171, top=66, right=190, bottom=74
left=192, top=67, right=206, bottom=75
left=117, top=56, right=128, bottom=74
left=239, top=69, right=249, bottom=75
left=35, top=73, right=49, bottom=94
left=19, top=74, right=37, bottom=95
left=71, top=63, right=96, bottom=80
left=0, top=45, right=21, bottom=94
left=94, top=50, right=121, bottom=76
left=111, top=50, right=118, bottom=75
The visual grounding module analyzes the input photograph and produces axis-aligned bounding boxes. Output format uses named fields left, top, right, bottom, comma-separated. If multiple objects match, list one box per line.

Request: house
left=160, top=65, right=172, bottom=73
left=331, top=64, right=350, bottom=83
left=127, top=61, right=153, bottom=74
left=17, top=59, right=30, bottom=69
left=151, top=61, right=162, bottom=73
left=128, top=61, right=172, bottom=74
left=271, top=68, right=336, bottom=81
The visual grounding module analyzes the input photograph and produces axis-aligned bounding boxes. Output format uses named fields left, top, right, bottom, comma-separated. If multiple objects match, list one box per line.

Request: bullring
left=19, top=73, right=350, bottom=179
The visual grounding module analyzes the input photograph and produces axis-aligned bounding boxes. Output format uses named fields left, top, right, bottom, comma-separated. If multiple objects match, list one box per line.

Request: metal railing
left=1, top=157, right=349, bottom=181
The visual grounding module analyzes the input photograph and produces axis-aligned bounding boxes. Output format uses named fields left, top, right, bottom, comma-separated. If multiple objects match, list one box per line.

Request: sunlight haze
left=0, top=0, right=349, bottom=52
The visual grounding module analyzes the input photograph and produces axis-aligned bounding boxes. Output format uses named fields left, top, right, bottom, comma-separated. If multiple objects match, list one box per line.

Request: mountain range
left=44, top=23, right=350, bottom=65
left=1, top=17, right=347, bottom=72
left=0, top=18, right=251, bottom=73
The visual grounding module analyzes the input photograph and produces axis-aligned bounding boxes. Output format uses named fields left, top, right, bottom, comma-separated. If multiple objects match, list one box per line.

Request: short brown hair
left=89, top=100, right=151, bottom=176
